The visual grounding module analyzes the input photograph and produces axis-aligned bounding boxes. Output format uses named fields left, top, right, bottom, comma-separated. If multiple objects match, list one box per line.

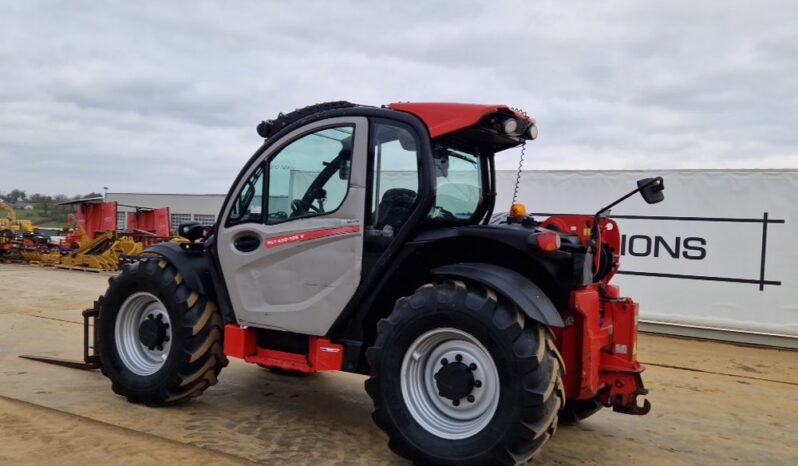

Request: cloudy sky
left=1, top=0, right=796, bottom=195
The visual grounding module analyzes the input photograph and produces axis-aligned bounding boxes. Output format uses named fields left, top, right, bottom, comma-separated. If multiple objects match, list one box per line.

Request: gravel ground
left=1, top=263, right=796, bottom=465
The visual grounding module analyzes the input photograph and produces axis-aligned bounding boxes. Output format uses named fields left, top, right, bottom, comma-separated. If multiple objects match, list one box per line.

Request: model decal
left=265, top=225, right=361, bottom=248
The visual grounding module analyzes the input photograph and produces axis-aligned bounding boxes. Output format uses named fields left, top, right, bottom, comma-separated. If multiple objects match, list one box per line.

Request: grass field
left=6, top=203, right=70, bottom=229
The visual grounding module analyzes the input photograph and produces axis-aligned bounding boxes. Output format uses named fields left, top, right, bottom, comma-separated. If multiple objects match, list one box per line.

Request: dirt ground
left=1, top=263, right=797, bottom=465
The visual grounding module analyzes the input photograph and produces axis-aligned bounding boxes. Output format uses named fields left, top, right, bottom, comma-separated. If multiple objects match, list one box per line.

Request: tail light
left=531, top=231, right=561, bottom=252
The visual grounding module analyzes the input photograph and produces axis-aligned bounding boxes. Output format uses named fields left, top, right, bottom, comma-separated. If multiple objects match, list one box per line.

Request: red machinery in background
left=62, top=198, right=171, bottom=248
left=65, top=199, right=118, bottom=246
left=126, top=207, right=171, bottom=247
left=37, top=198, right=175, bottom=270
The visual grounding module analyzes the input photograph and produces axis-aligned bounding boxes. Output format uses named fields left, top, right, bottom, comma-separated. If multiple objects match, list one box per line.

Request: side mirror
left=637, top=177, right=665, bottom=204
left=433, top=146, right=449, bottom=177
left=178, top=221, right=205, bottom=241
left=434, top=156, right=449, bottom=177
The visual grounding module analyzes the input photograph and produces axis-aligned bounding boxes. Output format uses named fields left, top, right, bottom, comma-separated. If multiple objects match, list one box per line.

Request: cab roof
left=388, top=102, right=535, bottom=138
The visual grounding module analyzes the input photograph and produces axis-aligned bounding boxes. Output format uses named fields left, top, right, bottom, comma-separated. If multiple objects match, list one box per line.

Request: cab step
left=224, top=324, right=344, bottom=373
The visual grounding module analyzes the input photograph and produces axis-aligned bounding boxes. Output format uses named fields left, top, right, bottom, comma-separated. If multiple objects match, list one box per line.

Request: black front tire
left=96, top=258, right=227, bottom=405
left=365, top=280, right=565, bottom=465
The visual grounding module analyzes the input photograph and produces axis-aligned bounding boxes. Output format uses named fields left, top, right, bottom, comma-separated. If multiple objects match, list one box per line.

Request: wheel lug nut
left=440, top=358, right=448, bottom=366
left=157, top=345, right=163, bottom=351
left=147, top=314, right=154, bottom=319
left=164, top=323, right=170, bottom=329
left=156, top=314, right=163, bottom=320
left=455, top=354, right=463, bottom=362
left=452, top=399, right=460, bottom=406
left=474, top=380, right=482, bottom=388
left=148, top=346, right=154, bottom=350
left=164, top=336, right=170, bottom=342
left=467, top=395, right=475, bottom=403
left=469, top=363, right=477, bottom=371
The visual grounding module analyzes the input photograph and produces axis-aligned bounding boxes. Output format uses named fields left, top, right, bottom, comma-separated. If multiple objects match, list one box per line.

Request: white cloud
left=0, top=0, right=796, bottom=195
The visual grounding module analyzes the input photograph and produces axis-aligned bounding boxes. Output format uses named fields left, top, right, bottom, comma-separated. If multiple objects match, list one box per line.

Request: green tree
left=8, top=189, right=27, bottom=202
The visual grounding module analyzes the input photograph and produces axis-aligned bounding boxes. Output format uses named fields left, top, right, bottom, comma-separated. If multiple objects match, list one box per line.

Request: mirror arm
left=590, top=176, right=663, bottom=245
left=595, top=176, right=663, bottom=218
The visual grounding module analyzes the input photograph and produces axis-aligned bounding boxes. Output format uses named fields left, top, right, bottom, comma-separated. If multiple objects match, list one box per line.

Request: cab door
left=216, top=117, right=368, bottom=335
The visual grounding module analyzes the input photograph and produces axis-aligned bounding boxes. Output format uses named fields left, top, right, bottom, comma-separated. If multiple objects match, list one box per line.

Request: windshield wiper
left=446, top=150, right=477, bottom=165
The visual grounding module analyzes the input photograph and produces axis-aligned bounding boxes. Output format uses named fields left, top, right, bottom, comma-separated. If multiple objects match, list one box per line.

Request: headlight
left=527, top=124, right=538, bottom=140
left=502, top=118, right=519, bottom=134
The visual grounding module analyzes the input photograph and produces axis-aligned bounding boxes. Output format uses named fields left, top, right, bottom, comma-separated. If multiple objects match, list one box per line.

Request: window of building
left=193, top=214, right=216, bottom=226
left=170, top=213, right=192, bottom=231
left=116, top=212, right=127, bottom=231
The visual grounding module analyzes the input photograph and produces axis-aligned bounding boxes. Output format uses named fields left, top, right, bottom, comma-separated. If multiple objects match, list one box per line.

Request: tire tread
left=366, top=280, right=565, bottom=465
left=97, top=258, right=227, bottom=406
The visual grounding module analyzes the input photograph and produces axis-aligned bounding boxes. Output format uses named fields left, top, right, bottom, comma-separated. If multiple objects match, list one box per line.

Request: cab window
left=266, top=126, right=354, bottom=224
left=429, top=145, right=482, bottom=222
left=367, top=121, right=420, bottom=234
left=227, top=165, right=264, bottom=225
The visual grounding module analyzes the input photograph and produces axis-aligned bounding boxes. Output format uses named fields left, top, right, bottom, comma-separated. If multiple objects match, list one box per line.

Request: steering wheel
left=290, top=199, right=322, bottom=217
left=430, top=206, right=456, bottom=221
left=268, top=211, right=288, bottom=222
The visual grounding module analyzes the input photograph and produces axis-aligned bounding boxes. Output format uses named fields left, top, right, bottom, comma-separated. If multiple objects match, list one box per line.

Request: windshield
left=428, top=144, right=483, bottom=223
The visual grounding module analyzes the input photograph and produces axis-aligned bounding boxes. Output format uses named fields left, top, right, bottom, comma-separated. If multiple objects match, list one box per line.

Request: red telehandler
left=27, top=101, right=663, bottom=465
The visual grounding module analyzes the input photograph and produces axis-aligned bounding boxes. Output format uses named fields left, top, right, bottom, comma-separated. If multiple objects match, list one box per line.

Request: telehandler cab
left=91, top=101, right=663, bottom=464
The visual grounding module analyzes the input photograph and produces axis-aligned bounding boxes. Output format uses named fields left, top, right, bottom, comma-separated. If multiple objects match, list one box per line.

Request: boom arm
left=0, top=199, right=17, bottom=222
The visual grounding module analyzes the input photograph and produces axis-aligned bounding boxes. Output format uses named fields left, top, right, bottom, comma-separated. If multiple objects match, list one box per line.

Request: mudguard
left=431, top=262, right=564, bottom=328
left=144, top=242, right=213, bottom=296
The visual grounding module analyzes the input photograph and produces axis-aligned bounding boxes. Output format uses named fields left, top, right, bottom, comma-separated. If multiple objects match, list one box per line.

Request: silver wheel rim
left=114, top=292, right=172, bottom=376
left=401, top=327, right=500, bottom=440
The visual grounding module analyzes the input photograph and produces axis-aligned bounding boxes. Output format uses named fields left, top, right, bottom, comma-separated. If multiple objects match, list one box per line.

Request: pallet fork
left=19, top=308, right=101, bottom=370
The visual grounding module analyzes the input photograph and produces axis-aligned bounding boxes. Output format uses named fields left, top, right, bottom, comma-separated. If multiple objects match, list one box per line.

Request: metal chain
left=510, top=106, right=529, bottom=207
left=512, top=141, right=525, bottom=207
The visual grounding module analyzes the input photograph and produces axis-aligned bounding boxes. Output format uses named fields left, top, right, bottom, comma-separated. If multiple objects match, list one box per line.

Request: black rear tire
left=365, top=280, right=565, bottom=465
left=97, top=258, right=227, bottom=405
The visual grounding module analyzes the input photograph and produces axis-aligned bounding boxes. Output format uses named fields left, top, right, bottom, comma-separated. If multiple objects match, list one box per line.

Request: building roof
left=55, top=197, right=105, bottom=206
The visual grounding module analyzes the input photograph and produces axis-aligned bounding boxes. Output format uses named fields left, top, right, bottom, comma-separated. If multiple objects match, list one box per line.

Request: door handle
left=234, top=235, right=260, bottom=252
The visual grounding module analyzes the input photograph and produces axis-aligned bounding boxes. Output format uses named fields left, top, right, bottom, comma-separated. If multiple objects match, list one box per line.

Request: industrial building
left=106, top=169, right=797, bottom=349
left=106, top=192, right=225, bottom=232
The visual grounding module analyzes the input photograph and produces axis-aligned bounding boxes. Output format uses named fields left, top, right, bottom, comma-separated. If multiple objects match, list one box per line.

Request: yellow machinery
left=0, top=199, right=35, bottom=234
left=22, top=248, right=61, bottom=265
left=4, top=197, right=142, bottom=270
left=21, top=229, right=144, bottom=271
left=58, top=228, right=143, bottom=271
left=9, top=198, right=169, bottom=271
left=1, top=199, right=37, bottom=262
left=0, top=199, right=14, bottom=231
